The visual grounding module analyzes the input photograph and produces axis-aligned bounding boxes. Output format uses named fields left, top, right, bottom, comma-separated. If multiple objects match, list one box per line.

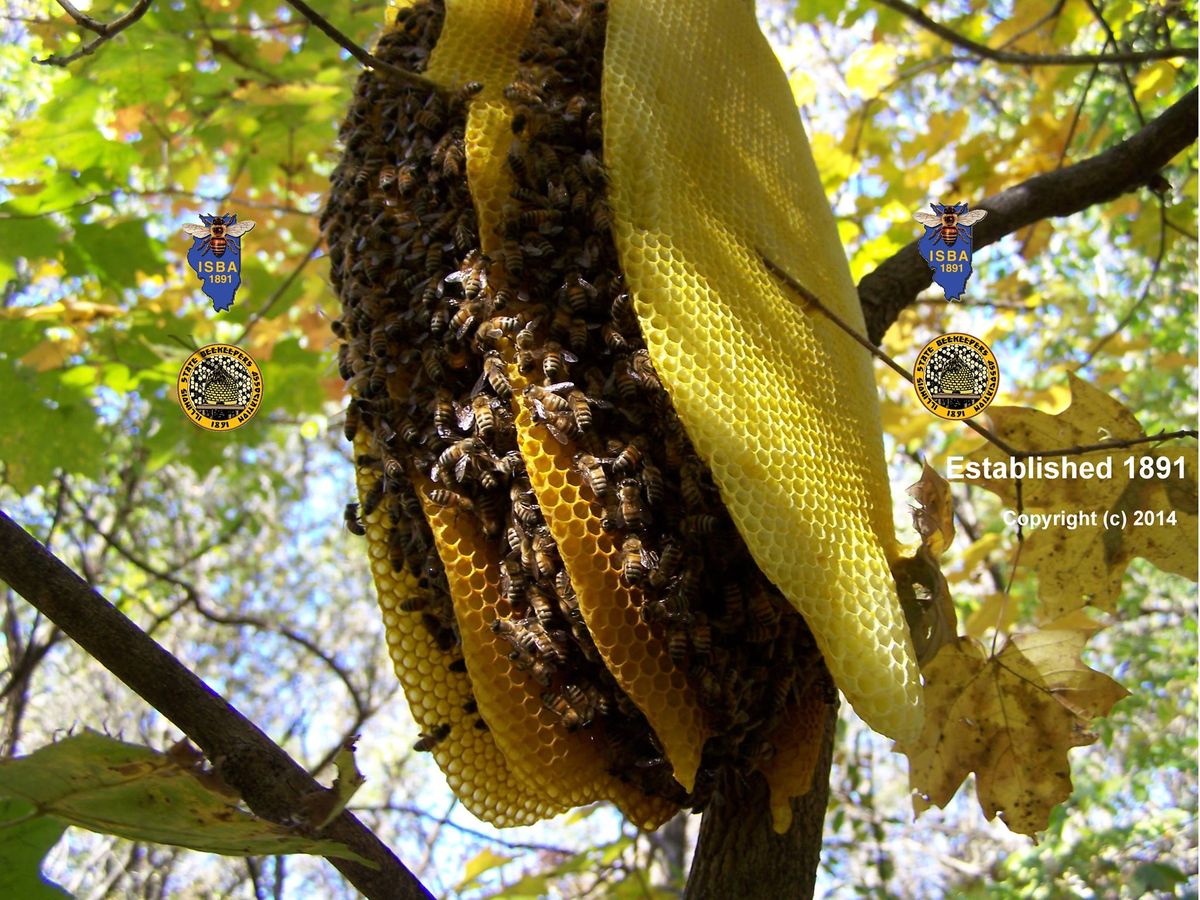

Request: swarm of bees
left=325, top=0, right=833, bottom=815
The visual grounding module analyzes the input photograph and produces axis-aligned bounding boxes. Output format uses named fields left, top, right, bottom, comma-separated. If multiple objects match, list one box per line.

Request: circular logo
left=177, top=344, right=263, bottom=431
left=912, top=332, right=999, bottom=419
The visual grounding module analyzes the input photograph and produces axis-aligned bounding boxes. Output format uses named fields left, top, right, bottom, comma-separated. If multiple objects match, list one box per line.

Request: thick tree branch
left=858, top=87, right=1199, bottom=343
left=685, top=701, right=838, bottom=899
left=873, top=0, right=1197, bottom=65
left=34, top=0, right=153, bottom=67
left=0, top=509, right=432, bottom=900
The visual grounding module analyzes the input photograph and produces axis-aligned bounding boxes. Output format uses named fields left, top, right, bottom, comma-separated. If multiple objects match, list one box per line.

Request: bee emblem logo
left=913, top=202, right=988, bottom=302
left=182, top=213, right=255, bottom=312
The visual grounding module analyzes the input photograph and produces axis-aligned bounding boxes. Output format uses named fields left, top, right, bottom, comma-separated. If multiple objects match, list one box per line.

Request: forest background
left=0, top=0, right=1196, bottom=897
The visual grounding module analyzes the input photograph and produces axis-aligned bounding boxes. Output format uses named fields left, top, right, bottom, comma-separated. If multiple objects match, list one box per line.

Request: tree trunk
left=685, top=701, right=838, bottom=899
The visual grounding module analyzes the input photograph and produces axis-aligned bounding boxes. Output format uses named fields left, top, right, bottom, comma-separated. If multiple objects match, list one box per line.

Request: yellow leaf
left=897, top=632, right=1128, bottom=836
left=949, top=532, right=1003, bottom=586
left=844, top=44, right=898, bottom=97
left=964, top=591, right=1017, bottom=639
left=20, top=339, right=74, bottom=372
left=961, top=375, right=1199, bottom=618
left=456, top=849, right=513, bottom=891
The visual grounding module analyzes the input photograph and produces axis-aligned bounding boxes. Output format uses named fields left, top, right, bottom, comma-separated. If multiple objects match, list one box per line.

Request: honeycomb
left=356, top=452, right=554, bottom=826
left=328, top=0, right=885, bottom=832
left=603, top=0, right=923, bottom=742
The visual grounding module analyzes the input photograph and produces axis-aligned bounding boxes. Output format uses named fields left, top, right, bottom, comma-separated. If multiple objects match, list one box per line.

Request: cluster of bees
left=326, top=0, right=832, bottom=812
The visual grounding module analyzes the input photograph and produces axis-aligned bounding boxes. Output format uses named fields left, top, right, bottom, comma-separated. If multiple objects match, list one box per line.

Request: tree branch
left=873, top=0, right=1197, bottom=65
left=0, top=509, right=432, bottom=900
left=280, top=0, right=443, bottom=95
left=858, top=87, right=1199, bottom=343
left=34, top=0, right=153, bottom=67
left=685, top=701, right=838, bottom=899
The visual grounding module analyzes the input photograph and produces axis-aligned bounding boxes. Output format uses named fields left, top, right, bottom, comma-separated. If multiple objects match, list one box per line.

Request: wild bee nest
left=325, top=0, right=833, bottom=824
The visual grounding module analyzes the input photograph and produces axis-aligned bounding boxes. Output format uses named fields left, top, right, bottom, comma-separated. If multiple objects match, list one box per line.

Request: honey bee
left=617, top=479, right=646, bottom=530
left=361, top=478, right=385, bottom=518
left=746, top=590, right=782, bottom=643
left=542, top=690, right=584, bottom=731
left=540, top=340, right=577, bottom=382
left=667, top=624, right=690, bottom=667
left=343, top=400, right=362, bottom=442
left=477, top=352, right=512, bottom=399
left=433, top=389, right=458, bottom=439
left=522, top=233, right=554, bottom=258
left=640, top=460, right=665, bottom=506
left=343, top=502, right=366, bottom=536
left=648, top=539, right=682, bottom=589
left=679, top=459, right=708, bottom=510
left=413, top=722, right=450, bottom=752
left=422, top=346, right=446, bottom=382
left=592, top=197, right=612, bottom=232
left=629, top=349, right=662, bottom=391
left=689, top=613, right=713, bottom=664
left=620, top=535, right=655, bottom=586
left=613, top=359, right=640, bottom=404
left=562, top=272, right=595, bottom=313
left=610, top=289, right=635, bottom=329
left=612, top=439, right=645, bottom=477
left=527, top=584, right=557, bottom=626
left=502, top=239, right=525, bottom=278
left=602, top=324, right=629, bottom=353
left=427, top=489, right=474, bottom=513
left=514, top=323, right=539, bottom=374
left=434, top=438, right=481, bottom=484
left=510, top=482, right=542, bottom=528
left=913, top=202, right=987, bottom=247
left=681, top=513, right=719, bottom=537
left=531, top=526, right=560, bottom=579
left=399, top=593, right=431, bottom=613
left=574, top=452, right=610, bottom=500
left=565, top=389, right=596, bottom=432
left=181, top=214, right=255, bottom=258
left=445, top=250, right=488, bottom=300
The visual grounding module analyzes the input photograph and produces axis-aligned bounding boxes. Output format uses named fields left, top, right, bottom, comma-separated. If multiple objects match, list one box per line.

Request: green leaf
left=61, top=219, right=163, bottom=292
left=1131, top=861, right=1188, bottom=896
left=0, top=218, right=63, bottom=282
left=456, top=848, right=514, bottom=892
left=0, top=731, right=373, bottom=865
left=0, top=798, right=72, bottom=900
left=0, top=357, right=102, bottom=492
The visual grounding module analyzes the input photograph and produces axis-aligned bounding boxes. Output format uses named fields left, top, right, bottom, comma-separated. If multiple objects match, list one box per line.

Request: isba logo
left=181, top=213, right=255, bottom=312
left=913, top=202, right=987, bottom=302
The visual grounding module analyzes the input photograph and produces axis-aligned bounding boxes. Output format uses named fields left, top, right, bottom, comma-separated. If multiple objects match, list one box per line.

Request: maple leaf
left=897, top=621, right=1128, bottom=837
left=962, top=375, right=1198, bottom=618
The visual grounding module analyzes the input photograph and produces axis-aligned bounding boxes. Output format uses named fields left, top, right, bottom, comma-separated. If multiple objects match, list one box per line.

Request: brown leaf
left=897, top=628, right=1128, bottom=836
left=906, top=461, right=955, bottom=557
left=892, top=546, right=957, bottom=666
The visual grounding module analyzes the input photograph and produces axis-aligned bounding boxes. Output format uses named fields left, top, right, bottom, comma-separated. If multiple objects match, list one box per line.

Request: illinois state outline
left=918, top=226, right=975, bottom=301
left=187, top=239, right=242, bottom=312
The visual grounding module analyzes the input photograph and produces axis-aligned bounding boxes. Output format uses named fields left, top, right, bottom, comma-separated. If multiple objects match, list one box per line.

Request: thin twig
left=873, top=0, right=1197, bottom=65
left=281, top=0, right=443, bottom=94
left=362, top=803, right=577, bottom=855
left=34, top=0, right=154, bottom=67
left=763, top=253, right=1197, bottom=460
